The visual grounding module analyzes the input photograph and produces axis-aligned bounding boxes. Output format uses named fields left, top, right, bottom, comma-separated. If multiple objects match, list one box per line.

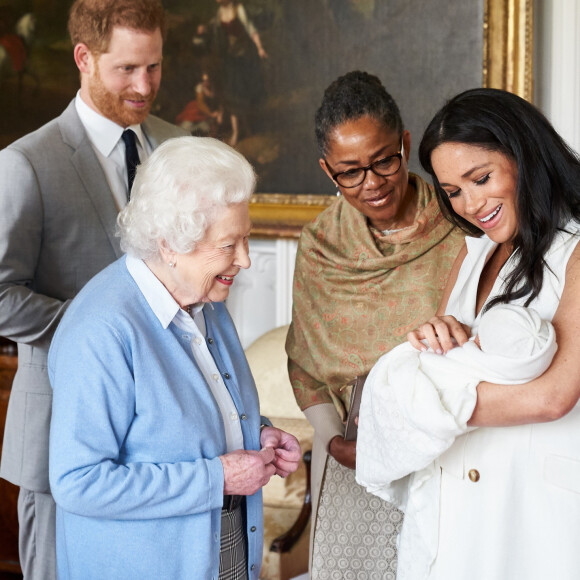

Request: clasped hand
left=220, top=427, right=301, bottom=495
left=407, top=314, right=472, bottom=354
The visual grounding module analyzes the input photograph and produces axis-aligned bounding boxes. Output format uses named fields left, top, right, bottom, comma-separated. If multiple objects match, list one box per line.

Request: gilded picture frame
left=0, top=0, right=532, bottom=238
left=250, top=0, right=534, bottom=238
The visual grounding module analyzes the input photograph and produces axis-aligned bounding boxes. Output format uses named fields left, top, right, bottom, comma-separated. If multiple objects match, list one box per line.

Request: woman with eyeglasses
left=285, top=70, right=465, bottom=576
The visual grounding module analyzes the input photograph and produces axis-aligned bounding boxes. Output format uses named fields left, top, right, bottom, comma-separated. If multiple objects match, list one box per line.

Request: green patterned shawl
left=286, top=174, right=465, bottom=418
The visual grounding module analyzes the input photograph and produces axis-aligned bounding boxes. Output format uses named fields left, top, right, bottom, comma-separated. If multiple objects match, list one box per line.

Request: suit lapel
left=142, top=117, right=160, bottom=150
left=142, top=114, right=186, bottom=150
left=59, top=101, right=123, bottom=258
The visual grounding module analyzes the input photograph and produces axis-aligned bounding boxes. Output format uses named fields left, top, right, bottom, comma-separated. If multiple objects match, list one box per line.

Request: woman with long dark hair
left=371, top=87, right=580, bottom=579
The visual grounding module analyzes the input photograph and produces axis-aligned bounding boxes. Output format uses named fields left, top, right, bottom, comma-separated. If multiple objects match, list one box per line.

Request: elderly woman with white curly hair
left=47, top=136, right=301, bottom=580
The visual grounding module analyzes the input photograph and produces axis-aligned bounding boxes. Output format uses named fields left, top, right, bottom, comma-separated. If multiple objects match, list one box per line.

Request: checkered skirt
left=219, top=505, right=248, bottom=580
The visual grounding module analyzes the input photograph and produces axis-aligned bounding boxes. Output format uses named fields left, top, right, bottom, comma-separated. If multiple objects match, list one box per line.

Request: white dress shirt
left=75, top=92, right=152, bottom=210
left=125, top=254, right=244, bottom=452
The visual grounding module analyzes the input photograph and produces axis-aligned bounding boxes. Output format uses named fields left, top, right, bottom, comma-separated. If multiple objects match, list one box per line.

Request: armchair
left=245, top=325, right=314, bottom=580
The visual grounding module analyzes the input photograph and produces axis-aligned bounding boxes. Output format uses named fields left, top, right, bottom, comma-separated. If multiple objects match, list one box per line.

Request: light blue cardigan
left=48, top=257, right=264, bottom=580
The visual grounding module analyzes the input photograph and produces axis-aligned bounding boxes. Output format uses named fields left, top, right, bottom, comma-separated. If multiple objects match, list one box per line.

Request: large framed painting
left=0, top=0, right=532, bottom=236
left=249, top=0, right=534, bottom=236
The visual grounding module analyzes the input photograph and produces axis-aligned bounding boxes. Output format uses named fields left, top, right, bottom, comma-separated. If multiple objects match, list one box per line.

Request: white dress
left=355, top=304, right=557, bottom=580
left=430, top=225, right=580, bottom=580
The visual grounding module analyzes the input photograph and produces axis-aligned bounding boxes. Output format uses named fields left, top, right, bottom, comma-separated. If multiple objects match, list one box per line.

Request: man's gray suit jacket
left=0, top=99, right=187, bottom=492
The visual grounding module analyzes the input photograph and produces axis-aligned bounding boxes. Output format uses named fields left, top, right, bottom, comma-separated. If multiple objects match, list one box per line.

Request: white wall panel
left=227, top=238, right=298, bottom=349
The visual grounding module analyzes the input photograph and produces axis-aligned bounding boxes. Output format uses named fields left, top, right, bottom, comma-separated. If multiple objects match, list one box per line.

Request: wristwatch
left=260, top=415, right=273, bottom=431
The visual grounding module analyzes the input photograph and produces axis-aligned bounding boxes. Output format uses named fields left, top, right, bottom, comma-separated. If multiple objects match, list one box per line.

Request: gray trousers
left=17, top=488, right=56, bottom=580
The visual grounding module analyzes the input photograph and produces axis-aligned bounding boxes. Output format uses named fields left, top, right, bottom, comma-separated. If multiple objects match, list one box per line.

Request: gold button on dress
left=468, top=469, right=480, bottom=482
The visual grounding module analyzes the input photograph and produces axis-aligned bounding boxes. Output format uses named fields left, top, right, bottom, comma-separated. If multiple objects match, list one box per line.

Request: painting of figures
left=0, top=0, right=485, bottom=194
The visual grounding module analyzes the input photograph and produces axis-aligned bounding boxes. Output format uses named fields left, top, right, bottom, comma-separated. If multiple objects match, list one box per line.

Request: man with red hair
left=0, top=1, right=185, bottom=578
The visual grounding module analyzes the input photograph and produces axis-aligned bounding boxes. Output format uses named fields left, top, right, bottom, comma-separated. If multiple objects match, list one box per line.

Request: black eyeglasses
left=326, top=139, right=404, bottom=189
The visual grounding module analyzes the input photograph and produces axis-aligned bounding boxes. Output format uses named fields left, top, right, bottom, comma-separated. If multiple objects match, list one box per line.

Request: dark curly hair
left=315, top=71, right=403, bottom=157
left=419, top=87, right=580, bottom=309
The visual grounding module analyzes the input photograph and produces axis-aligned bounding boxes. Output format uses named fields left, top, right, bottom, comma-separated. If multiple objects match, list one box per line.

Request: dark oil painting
left=0, top=0, right=483, bottom=194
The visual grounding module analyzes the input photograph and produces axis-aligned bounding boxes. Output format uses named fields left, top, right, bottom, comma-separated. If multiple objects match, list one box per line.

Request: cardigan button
left=224, top=372, right=231, bottom=379
left=251, top=564, right=256, bottom=571
left=240, top=414, right=247, bottom=420
left=208, top=338, right=214, bottom=344
left=250, top=526, right=257, bottom=532
left=468, top=469, right=480, bottom=482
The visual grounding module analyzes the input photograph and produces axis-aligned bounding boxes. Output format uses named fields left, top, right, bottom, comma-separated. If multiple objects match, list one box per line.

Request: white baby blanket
left=355, top=305, right=557, bottom=580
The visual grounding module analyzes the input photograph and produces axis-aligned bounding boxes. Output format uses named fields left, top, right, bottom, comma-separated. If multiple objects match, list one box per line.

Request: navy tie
left=121, top=129, right=140, bottom=196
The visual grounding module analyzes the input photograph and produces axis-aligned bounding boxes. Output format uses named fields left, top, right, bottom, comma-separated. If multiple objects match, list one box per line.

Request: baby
left=474, top=302, right=554, bottom=358
left=357, top=303, right=556, bottom=491
left=355, top=304, right=557, bottom=580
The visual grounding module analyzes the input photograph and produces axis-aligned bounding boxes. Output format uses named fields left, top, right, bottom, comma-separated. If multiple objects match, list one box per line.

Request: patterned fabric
left=312, top=456, right=403, bottom=579
left=219, top=505, right=248, bottom=580
left=286, top=174, right=465, bottom=577
left=286, top=174, right=465, bottom=415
